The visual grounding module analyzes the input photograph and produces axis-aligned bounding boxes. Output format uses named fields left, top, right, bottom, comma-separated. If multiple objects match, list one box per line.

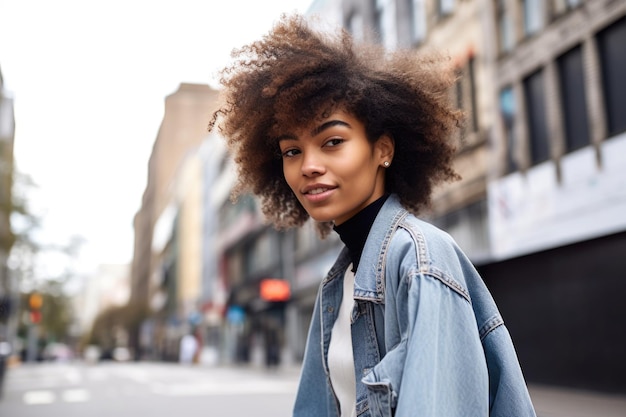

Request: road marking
left=23, top=389, right=91, bottom=405
left=151, top=380, right=297, bottom=396
left=23, top=390, right=56, bottom=405
left=65, top=369, right=83, bottom=384
left=62, top=388, right=90, bottom=403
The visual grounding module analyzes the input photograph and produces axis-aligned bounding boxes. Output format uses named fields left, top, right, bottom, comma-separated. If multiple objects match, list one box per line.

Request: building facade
left=481, top=0, right=626, bottom=392
left=129, top=83, right=220, bottom=360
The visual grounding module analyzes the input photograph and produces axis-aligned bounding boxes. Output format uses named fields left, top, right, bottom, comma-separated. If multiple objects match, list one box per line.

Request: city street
left=2, top=360, right=626, bottom=417
left=0, top=361, right=300, bottom=417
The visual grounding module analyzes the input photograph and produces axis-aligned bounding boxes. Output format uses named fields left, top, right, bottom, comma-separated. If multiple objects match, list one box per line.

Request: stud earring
left=383, top=161, right=390, bottom=167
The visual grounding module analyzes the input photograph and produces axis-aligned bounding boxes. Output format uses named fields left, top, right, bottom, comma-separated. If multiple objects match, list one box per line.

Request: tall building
left=129, top=83, right=220, bottom=359
left=481, top=0, right=626, bottom=392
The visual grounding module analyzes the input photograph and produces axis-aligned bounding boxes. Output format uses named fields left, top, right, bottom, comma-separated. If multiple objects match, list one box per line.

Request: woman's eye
left=325, top=138, right=344, bottom=147
left=282, top=148, right=300, bottom=158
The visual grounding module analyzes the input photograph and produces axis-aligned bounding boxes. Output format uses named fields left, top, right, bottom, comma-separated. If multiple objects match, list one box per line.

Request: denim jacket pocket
left=362, top=373, right=397, bottom=417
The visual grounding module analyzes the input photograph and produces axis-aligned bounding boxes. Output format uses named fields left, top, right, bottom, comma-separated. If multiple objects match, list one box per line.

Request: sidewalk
left=529, top=384, right=626, bottom=417
left=242, top=363, right=626, bottom=416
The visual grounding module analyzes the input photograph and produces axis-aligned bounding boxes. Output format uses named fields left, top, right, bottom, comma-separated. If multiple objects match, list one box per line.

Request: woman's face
left=278, top=110, right=393, bottom=225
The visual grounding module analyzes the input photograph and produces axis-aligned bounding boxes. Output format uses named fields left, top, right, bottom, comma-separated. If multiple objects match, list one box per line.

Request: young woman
left=211, top=14, right=536, bottom=417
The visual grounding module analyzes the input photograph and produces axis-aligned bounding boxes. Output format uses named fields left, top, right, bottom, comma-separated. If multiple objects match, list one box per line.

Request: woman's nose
left=301, top=151, right=325, bottom=177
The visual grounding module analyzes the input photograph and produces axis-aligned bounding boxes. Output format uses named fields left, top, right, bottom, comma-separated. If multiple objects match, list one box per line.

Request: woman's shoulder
left=395, top=213, right=458, bottom=251
left=390, top=214, right=471, bottom=278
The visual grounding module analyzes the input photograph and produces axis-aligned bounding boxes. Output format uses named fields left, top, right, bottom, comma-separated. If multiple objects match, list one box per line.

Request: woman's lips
left=302, top=186, right=336, bottom=203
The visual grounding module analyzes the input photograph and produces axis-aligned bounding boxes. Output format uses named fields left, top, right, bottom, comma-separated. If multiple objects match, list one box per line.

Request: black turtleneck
left=333, top=194, right=389, bottom=273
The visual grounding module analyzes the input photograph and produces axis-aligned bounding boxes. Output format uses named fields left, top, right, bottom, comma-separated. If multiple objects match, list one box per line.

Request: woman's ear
left=376, top=134, right=395, bottom=166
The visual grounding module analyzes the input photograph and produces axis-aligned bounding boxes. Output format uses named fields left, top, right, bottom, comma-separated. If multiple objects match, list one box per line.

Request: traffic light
left=28, top=293, right=43, bottom=324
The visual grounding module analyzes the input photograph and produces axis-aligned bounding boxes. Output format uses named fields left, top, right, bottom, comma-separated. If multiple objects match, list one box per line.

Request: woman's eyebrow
left=277, top=133, right=297, bottom=142
left=311, top=120, right=350, bottom=137
left=277, top=120, right=351, bottom=143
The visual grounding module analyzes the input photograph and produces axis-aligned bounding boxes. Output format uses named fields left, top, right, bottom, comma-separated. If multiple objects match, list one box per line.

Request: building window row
left=453, top=57, right=480, bottom=140
left=557, top=45, right=590, bottom=153
left=496, top=0, right=586, bottom=55
left=499, top=16, right=626, bottom=174
left=345, top=0, right=458, bottom=50
left=598, top=16, right=626, bottom=136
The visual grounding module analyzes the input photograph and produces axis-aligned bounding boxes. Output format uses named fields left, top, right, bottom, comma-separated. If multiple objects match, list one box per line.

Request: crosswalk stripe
left=62, top=389, right=90, bottom=403
left=23, top=390, right=56, bottom=405
left=150, top=380, right=297, bottom=396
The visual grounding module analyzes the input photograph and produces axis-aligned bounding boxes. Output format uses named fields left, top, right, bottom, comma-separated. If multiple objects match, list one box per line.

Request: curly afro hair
left=210, top=14, right=462, bottom=235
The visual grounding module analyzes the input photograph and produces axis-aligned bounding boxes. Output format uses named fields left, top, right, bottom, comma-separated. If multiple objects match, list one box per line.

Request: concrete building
left=129, top=83, right=220, bottom=359
left=479, top=0, right=626, bottom=392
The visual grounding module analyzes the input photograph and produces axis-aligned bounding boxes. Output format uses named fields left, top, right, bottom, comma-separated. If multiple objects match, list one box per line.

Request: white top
left=328, top=266, right=357, bottom=417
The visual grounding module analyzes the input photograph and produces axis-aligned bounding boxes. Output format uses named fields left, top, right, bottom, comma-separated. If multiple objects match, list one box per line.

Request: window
left=524, top=69, right=551, bottom=165
left=499, top=87, right=518, bottom=173
left=454, top=57, right=479, bottom=137
left=375, top=0, right=397, bottom=50
left=522, top=0, right=544, bottom=36
left=496, top=0, right=514, bottom=53
left=553, top=0, right=582, bottom=16
left=347, top=12, right=365, bottom=42
left=597, top=17, right=626, bottom=136
left=411, top=0, right=427, bottom=44
left=438, top=0, right=455, bottom=17
left=557, top=45, right=590, bottom=152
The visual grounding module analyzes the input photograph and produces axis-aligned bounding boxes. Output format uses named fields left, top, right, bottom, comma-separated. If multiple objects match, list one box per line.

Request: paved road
left=1, top=360, right=625, bottom=416
left=0, top=361, right=300, bottom=417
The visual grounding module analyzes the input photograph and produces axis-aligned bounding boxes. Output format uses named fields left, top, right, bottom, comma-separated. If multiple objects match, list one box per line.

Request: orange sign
left=260, top=279, right=291, bottom=302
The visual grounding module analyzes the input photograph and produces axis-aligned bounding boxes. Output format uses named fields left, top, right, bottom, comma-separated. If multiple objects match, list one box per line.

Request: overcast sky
left=0, top=0, right=313, bottom=276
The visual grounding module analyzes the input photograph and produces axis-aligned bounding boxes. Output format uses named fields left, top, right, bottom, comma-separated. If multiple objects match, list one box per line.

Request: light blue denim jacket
left=293, top=195, right=536, bottom=417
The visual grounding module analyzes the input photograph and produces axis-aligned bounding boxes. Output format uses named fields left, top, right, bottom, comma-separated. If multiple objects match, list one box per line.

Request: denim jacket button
left=327, top=306, right=334, bottom=313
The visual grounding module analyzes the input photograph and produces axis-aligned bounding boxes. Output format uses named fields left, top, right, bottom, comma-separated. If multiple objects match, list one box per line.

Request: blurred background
left=0, top=0, right=625, bottom=416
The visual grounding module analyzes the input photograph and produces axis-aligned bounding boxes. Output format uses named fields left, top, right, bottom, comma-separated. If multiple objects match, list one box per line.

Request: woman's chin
left=308, top=213, right=335, bottom=224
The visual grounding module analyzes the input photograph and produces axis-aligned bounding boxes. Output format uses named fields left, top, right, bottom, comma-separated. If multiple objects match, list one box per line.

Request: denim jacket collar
left=353, top=194, right=408, bottom=303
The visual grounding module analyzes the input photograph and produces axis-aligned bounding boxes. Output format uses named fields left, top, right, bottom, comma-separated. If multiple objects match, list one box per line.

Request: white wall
left=488, top=132, right=626, bottom=260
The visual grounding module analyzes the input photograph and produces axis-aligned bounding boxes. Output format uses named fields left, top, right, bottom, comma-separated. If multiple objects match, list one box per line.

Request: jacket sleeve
left=293, top=290, right=335, bottom=417
left=482, top=323, right=537, bottom=416
left=364, top=269, right=490, bottom=417
left=363, top=226, right=536, bottom=417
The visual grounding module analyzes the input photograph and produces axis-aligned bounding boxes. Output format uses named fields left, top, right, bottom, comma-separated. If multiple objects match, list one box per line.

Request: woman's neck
left=333, top=194, right=389, bottom=273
